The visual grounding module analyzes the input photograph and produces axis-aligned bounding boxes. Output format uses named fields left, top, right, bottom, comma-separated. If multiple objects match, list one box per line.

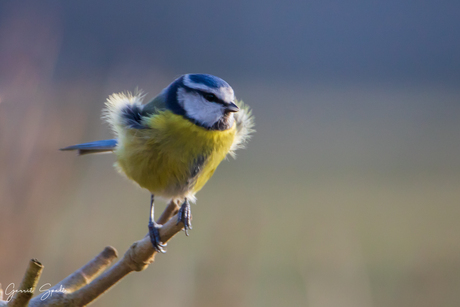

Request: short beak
left=225, top=102, right=240, bottom=113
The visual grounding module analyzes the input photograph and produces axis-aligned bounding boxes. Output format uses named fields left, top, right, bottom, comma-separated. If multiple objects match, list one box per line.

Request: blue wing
left=60, top=139, right=118, bottom=156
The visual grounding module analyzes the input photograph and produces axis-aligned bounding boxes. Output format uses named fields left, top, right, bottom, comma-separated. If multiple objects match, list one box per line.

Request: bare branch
left=157, top=199, right=180, bottom=225
left=7, top=259, right=43, bottom=307
left=28, top=200, right=186, bottom=306
left=54, top=246, right=118, bottom=293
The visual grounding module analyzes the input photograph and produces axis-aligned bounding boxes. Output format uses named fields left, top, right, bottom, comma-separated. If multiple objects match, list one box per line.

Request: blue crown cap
left=188, top=74, right=231, bottom=89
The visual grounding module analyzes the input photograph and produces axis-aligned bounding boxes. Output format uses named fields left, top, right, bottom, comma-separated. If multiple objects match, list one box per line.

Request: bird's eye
left=203, top=93, right=217, bottom=102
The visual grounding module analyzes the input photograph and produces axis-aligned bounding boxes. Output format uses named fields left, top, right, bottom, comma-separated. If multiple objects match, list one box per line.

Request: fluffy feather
left=229, top=100, right=255, bottom=157
left=71, top=85, right=253, bottom=201
left=103, top=91, right=148, bottom=137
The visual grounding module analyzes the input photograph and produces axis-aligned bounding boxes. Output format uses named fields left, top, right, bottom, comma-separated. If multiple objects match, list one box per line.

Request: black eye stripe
left=203, top=93, right=217, bottom=102
left=197, top=90, right=226, bottom=105
left=181, top=84, right=227, bottom=106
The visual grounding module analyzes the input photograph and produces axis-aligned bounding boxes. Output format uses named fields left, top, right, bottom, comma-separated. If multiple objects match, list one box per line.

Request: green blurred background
left=1, top=1, right=460, bottom=306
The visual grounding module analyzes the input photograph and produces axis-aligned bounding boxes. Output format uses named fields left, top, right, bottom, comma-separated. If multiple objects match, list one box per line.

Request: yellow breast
left=114, top=110, right=236, bottom=198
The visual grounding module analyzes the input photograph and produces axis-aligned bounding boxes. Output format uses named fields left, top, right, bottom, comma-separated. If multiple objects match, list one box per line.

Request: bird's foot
left=148, top=221, right=167, bottom=253
left=177, top=199, right=192, bottom=236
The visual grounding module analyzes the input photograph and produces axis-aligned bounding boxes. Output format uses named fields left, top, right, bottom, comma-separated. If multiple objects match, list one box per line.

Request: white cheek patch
left=178, top=88, right=224, bottom=127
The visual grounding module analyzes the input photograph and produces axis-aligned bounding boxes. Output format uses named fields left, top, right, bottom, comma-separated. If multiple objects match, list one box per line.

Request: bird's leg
left=177, top=198, right=192, bottom=236
left=148, top=194, right=167, bottom=253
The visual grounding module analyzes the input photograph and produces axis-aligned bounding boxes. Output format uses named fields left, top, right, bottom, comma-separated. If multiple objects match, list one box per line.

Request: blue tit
left=61, top=74, right=254, bottom=253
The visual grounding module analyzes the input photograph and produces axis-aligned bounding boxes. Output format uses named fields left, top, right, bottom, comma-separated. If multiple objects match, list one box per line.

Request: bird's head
left=164, top=74, right=239, bottom=130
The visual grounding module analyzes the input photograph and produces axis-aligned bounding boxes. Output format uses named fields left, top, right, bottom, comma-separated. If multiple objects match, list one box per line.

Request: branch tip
left=8, top=259, right=43, bottom=307
left=30, top=259, right=43, bottom=268
left=101, top=246, right=118, bottom=260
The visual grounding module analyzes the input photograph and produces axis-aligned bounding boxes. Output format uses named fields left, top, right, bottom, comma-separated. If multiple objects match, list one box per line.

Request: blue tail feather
left=60, top=139, right=118, bottom=155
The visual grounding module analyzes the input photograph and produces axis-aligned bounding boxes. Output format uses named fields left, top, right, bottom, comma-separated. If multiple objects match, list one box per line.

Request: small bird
left=61, top=74, right=254, bottom=253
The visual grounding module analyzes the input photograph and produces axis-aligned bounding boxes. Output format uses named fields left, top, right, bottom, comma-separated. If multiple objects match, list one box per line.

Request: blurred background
left=1, top=0, right=460, bottom=306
